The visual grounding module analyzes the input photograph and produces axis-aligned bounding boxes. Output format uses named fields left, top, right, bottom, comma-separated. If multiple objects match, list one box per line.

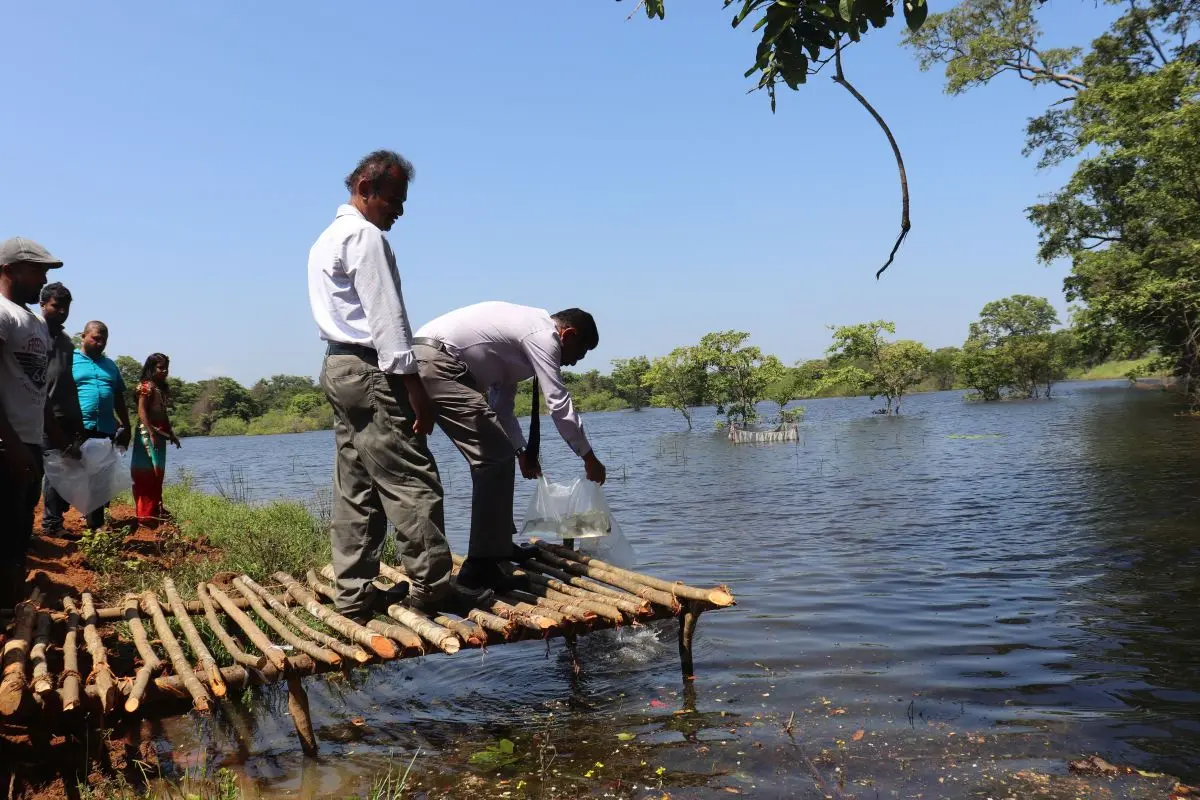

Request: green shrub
left=208, top=416, right=248, bottom=437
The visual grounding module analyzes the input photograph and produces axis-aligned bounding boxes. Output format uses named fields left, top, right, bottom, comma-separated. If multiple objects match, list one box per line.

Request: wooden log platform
left=0, top=546, right=734, bottom=757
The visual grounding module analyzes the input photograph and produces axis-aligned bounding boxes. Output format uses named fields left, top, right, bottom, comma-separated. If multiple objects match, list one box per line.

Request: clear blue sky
left=1, top=1, right=1111, bottom=385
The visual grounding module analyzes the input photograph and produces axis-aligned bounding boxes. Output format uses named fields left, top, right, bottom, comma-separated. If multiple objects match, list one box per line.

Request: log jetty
left=0, top=542, right=734, bottom=756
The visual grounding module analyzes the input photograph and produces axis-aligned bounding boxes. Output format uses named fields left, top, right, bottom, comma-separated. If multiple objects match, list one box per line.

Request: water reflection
left=154, top=382, right=1200, bottom=793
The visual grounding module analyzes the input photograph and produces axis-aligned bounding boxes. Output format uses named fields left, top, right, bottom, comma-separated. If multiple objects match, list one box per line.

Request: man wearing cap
left=0, top=236, right=68, bottom=610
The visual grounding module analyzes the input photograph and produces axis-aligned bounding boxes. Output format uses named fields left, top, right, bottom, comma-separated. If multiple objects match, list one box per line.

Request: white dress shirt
left=308, top=204, right=417, bottom=375
left=415, top=301, right=593, bottom=457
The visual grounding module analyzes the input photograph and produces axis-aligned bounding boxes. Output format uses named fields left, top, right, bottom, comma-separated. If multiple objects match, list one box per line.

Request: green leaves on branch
left=623, top=0, right=928, bottom=104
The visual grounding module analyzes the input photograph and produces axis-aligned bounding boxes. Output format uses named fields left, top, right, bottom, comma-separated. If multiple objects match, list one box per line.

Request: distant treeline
left=103, top=294, right=1157, bottom=437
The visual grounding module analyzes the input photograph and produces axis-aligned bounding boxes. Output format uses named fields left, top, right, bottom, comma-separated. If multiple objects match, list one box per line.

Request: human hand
left=583, top=450, right=606, bottom=485
left=404, top=375, right=436, bottom=435
left=170, top=434, right=182, bottom=448
left=63, top=439, right=83, bottom=460
left=115, top=427, right=132, bottom=449
left=518, top=450, right=542, bottom=480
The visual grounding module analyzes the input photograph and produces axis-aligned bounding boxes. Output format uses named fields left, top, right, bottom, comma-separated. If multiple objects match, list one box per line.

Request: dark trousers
left=413, top=343, right=518, bottom=560
left=1, top=443, right=44, bottom=609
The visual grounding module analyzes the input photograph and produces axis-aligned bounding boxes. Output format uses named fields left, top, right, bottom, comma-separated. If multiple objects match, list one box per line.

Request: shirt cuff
left=378, top=348, right=418, bottom=375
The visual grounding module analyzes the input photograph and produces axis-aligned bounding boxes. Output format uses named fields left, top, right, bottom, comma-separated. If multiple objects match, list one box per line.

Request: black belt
left=411, top=336, right=447, bottom=352
left=326, top=341, right=378, bottom=364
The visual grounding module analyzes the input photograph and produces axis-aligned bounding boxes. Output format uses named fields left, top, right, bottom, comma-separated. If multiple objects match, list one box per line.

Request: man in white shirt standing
left=308, top=151, right=491, bottom=620
left=0, top=237, right=66, bottom=611
left=413, top=301, right=607, bottom=592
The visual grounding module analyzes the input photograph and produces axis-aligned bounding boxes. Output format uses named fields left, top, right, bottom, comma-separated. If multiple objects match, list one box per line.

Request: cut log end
left=368, top=635, right=397, bottom=660
left=0, top=680, right=25, bottom=717
left=124, top=698, right=140, bottom=714
left=707, top=588, right=735, bottom=607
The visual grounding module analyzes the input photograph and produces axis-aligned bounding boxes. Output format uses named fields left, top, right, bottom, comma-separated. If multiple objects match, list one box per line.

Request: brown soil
left=1, top=504, right=217, bottom=799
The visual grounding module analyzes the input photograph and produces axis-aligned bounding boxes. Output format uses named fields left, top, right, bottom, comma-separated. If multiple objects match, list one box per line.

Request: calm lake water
left=152, top=381, right=1200, bottom=798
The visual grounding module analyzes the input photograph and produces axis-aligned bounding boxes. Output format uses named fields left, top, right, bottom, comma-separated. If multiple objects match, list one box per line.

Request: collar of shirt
left=335, top=203, right=367, bottom=223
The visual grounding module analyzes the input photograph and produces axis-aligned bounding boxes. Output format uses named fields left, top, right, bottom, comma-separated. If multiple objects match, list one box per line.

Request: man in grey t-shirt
left=0, top=236, right=66, bottom=611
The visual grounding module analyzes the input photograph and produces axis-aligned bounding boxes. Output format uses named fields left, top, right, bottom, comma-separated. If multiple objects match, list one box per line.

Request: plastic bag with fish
left=43, top=438, right=131, bottom=515
left=520, top=476, right=636, bottom=568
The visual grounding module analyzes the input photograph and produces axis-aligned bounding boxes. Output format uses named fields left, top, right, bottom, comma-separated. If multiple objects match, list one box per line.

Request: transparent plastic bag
left=43, top=438, right=131, bottom=515
left=520, top=476, right=636, bottom=568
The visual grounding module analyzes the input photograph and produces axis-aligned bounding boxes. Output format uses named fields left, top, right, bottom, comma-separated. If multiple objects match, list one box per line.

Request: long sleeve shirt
left=307, top=204, right=417, bottom=374
left=415, top=301, right=593, bottom=457
left=43, top=328, right=83, bottom=437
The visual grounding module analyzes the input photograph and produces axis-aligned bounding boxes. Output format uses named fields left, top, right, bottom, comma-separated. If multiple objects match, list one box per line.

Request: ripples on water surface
left=155, top=382, right=1200, bottom=797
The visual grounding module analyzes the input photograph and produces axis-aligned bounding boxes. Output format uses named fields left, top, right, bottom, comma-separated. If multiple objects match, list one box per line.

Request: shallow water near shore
left=144, top=381, right=1200, bottom=797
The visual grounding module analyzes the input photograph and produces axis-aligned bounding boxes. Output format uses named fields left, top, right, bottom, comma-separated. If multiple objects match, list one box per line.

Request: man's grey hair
left=345, top=150, right=415, bottom=194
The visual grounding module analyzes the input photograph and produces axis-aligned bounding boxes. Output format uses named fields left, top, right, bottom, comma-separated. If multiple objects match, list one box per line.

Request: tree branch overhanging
left=832, top=40, right=911, bottom=279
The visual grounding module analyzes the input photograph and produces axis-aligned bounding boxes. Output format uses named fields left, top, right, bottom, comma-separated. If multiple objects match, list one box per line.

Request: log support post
left=286, top=675, right=318, bottom=757
left=678, top=601, right=702, bottom=682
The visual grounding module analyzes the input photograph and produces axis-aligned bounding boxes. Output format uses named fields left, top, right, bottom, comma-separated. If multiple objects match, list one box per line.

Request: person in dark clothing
left=38, top=282, right=92, bottom=534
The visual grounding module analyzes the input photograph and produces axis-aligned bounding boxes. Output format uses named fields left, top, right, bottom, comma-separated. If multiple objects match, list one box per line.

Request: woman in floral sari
left=131, top=353, right=180, bottom=526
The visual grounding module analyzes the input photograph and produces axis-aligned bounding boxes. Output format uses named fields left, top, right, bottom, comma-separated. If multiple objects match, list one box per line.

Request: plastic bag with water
left=520, top=476, right=636, bottom=568
left=43, top=438, right=131, bottom=515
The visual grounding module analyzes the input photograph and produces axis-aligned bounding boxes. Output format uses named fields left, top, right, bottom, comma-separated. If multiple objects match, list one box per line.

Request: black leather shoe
left=511, top=542, right=539, bottom=563
left=342, top=583, right=410, bottom=625
left=457, top=557, right=529, bottom=593
left=371, top=580, right=410, bottom=611
left=406, top=583, right=494, bottom=617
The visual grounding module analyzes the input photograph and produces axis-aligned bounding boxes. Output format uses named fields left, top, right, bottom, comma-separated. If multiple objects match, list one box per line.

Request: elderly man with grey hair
left=308, top=150, right=493, bottom=622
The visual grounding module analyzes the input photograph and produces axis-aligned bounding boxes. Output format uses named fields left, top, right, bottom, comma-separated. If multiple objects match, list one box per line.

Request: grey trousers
left=414, top=344, right=517, bottom=560
left=319, top=353, right=453, bottom=615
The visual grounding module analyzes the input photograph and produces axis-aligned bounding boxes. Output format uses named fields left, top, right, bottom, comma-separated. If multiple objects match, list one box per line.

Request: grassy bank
left=1067, top=356, right=1162, bottom=381
left=89, top=478, right=332, bottom=600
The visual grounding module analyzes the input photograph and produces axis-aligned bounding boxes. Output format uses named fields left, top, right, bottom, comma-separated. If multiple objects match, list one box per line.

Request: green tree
left=906, top=0, right=1200, bottom=399
left=765, top=371, right=806, bottom=423
left=956, top=341, right=1011, bottom=401
left=644, top=347, right=709, bottom=429
left=191, top=377, right=260, bottom=434
left=964, top=295, right=1065, bottom=399
left=287, top=391, right=325, bottom=415
left=610, top=356, right=652, bottom=410
left=251, top=375, right=319, bottom=411
left=693, top=331, right=786, bottom=426
left=823, top=321, right=931, bottom=414
left=114, top=355, right=143, bottom=413
left=928, top=346, right=961, bottom=391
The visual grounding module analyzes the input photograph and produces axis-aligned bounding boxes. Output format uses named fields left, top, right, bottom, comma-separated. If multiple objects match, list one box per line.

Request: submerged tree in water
left=693, top=331, right=787, bottom=427
left=823, top=321, right=931, bottom=415
left=645, top=347, right=708, bottom=429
